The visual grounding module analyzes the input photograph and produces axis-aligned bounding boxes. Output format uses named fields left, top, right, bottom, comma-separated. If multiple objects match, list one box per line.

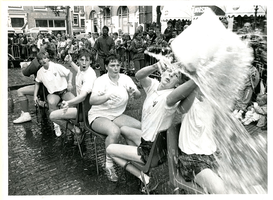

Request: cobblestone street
left=6, top=67, right=173, bottom=195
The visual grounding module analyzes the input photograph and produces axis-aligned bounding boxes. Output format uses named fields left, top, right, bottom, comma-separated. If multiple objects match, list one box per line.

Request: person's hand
left=64, top=54, right=72, bottom=64
left=67, top=82, right=73, bottom=92
left=253, top=102, right=259, bottom=109
left=128, top=87, right=136, bottom=99
left=154, top=60, right=168, bottom=73
left=61, top=100, right=69, bottom=114
left=107, top=92, right=121, bottom=103
left=109, top=49, right=115, bottom=55
left=34, top=96, right=38, bottom=106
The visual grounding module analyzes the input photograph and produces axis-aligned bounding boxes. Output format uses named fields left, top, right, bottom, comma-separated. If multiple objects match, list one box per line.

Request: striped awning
left=161, top=5, right=192, bottom=22
left=225, top=5, right=266, bottom=17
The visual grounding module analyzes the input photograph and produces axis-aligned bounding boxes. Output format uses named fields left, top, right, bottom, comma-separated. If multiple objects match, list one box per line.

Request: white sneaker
left=53, top=123, right=62, bottom=137
left=13, top=111, right=31, bottom=124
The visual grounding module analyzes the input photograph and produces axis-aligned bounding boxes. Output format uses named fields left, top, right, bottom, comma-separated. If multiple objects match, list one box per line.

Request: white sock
left=105, top=154, right=114, bottom=169
left=139, top=173, right=150, bottom=184
left=53, top=122, right=59, bottom=128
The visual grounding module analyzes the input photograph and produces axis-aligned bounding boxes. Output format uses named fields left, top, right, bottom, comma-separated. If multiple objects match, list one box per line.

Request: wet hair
left=105, top=54, right=119, bottom=66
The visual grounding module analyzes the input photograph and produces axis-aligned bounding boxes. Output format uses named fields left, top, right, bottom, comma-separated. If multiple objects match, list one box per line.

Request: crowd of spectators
left=8, top=21, right=190, bottom=75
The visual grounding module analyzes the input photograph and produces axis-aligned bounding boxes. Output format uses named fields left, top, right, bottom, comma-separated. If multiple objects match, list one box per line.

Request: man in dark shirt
left=163, top=21, right=173, bottom=43
left=93, top=26, right=115, bottom=75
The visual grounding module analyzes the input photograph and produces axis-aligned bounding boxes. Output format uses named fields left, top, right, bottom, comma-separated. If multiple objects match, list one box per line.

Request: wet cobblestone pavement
left=6, top=68, right=267, bottom=196
left=7, top=83, right=172, bottom=196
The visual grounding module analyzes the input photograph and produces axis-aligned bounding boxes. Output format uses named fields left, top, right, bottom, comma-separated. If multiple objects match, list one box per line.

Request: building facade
left=7, top=5, right=267, bottom=36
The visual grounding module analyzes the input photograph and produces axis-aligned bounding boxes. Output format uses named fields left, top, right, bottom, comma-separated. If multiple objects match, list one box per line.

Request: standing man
left=93, top=26, right=115, bottom=75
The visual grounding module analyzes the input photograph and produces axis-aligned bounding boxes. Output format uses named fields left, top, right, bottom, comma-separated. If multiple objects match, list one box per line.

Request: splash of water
left=145, top=39, right=267, bottom=193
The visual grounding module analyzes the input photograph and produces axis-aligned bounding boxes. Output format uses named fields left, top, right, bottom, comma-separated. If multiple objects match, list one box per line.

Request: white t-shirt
left=88, top=73, right=137, bottom=123
left=75, top=67, right=97, bottom=96
left=178, top=97, right=217, bottom=155
left=35, top=61, right=70, bottom=94
left=141, top=79, right=179, bottom=142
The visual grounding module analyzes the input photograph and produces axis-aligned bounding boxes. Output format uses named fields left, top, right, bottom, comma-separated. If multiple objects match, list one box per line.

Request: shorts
left=137, top=138, right=153, bottom=163
left=53, top=89, right=67, bottom=97
left=177, top=148, right=221, bottom=182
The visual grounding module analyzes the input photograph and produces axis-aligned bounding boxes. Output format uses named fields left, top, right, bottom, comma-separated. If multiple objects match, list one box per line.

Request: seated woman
left=13, top=51, right=45, bottom=124
left=106, top=61, right=197, bottom=193
left=34, top=51, right=75, bottom=136
left=177, top=86, right=228, bottom=194
left=49, top=49, right=97, bottom=142
left=88, top=54, right=141, bottom=182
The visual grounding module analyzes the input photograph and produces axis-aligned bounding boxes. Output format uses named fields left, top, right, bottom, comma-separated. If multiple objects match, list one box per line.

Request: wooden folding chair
left=167, top=123, right=205, bottom=194
left=130, top=130, right=168, bottom=194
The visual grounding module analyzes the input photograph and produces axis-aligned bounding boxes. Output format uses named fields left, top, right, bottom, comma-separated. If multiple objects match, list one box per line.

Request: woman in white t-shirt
left=177, top=86, right=227, bottom=194
left=88, top=54, right=141, bottom=183
left=106, top=61, right=196, bottom=193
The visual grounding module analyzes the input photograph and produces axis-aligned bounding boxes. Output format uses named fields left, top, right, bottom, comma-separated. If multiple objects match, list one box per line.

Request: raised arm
left=65, top=54, right=79, bottom=72
left=166, top=79, right=197, bottom=107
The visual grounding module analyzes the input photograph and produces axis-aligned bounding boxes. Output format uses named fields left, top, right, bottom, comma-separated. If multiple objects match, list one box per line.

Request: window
left=11, top=18, right=24, bottom=27
left=33, top=6, right=46, bottom=10
left=74, top=6, right=84, bottom=13
left=34, top=19, right=65, bottom=28
left=74, top=6, right=79, bottom=13
left=36, top=20, right=48, bottom=27
left=139, top=6, right=152, bottom=24
left=8, top=6, right=23, bottom=10
left=54, top=20, right=65, bottom=27
left=118, top=6, right=129, bottom=34
left=81, top=19, right=85, bottom=27
left=103, top=8, right=111, bottom=27
left=49, top=20, right=53, bottom=27
left=73, top=14, right=79, bottom=26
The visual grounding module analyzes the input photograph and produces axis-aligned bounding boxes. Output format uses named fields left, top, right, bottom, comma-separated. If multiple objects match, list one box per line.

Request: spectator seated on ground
left=88, top=54, right=141, bottom=183
left=232, top=64, right=259, bottom=120
left=106, top=60, right=196, bottom=193
left=49, top=48, right=97, bottom=141
left=241, top=93, right=267, bottom=128
left=34, top=51, right=75, bottom=136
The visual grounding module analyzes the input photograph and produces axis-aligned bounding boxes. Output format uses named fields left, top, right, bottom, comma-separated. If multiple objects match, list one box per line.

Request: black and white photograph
left=2, top=0, right=271, bottom=198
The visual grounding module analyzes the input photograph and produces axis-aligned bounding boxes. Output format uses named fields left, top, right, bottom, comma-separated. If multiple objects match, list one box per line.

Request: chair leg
left=74, top=126, right=84, bottom=158
left=94, top=135, right=99, bottom=175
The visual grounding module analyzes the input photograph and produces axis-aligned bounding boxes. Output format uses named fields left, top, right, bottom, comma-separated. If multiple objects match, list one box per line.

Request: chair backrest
left=76, top=92, right=92, bottom=123
left=167, top=123, right=205, bottom=194
left=147, top=130, right=167, bottom=168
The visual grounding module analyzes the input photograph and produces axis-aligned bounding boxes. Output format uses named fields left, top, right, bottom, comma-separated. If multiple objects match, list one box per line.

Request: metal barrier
left=12, top=45, right=21, bottom=59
